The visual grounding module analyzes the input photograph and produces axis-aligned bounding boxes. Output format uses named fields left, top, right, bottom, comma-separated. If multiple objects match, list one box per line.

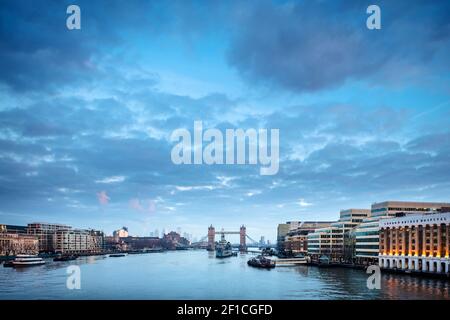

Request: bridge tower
left=207, top=225, right=215, bottom=251
left=240, top=225, right=247, bottom=251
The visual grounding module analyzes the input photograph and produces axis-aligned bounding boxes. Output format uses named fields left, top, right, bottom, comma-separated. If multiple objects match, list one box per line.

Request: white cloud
left=175, top=185, right=215, bottom=192
left=246, top=190, right=262, bottom=197
left=297, top=198, right=313, bottom=207
left=217, top=176, right=237, bottom=187
left=95, top=176, right=126, bottom=184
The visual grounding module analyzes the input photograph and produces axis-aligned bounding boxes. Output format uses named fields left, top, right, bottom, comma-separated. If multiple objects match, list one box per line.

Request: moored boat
left=247, top=255, right=276, bottom=269
left=215, top=233, right=234, bottom=258
left=109, top=253, right=126, bottom=257
left=274, top=256, right=307, bottom=267
left=3, top=261, right=14, bottom=268
left=317, top=255, right=332, bottom=267
left=11, top=255, right=45, bottom=267
left=53, top=254, right=78, bottom=262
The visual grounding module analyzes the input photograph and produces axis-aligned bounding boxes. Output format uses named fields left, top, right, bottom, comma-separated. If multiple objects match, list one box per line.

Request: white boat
left=12, top=254, right=46, bottom=267
left=274, top=257, right=307, bottom=267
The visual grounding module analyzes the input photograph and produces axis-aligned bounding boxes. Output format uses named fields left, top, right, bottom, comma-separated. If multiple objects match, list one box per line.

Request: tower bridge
left=206, top=225, right=259, bottom=251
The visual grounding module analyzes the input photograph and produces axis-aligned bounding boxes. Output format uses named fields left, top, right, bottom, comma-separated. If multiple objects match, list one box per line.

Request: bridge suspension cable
left=245, top=234, right=258, bottom=244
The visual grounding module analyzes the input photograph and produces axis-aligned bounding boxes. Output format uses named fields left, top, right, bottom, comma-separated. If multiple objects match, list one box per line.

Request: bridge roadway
left=216, top=231, right=241, bottom=234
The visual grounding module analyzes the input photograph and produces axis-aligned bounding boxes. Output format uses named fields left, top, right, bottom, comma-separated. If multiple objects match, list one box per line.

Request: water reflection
left=0, top=251, right=449, bottom=300
left=382, top=274, right=449, bottom=299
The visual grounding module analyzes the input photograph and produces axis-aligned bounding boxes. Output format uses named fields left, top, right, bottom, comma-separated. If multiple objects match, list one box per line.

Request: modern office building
left=259, top=236, right=266, bottom=247
left=284, top=221, right=333, bottom=254
left=53, top=228, right=104, bottom=254
left=379, top=212, right=450, bottom=274
left=27, top=223, right=72, bottom=252
left=353, top=217, right=381, bottom=264
left=371, top=201, right=450, bottom=218
left=307, top=209, right=370, bottom=260
left=354, top=201, right=450, bottom=265
left=307, top=226, right=343, bottom=258
left=339, top=209, right=371, bottom=224
left=277, top=222, right=298, bottom=250
left=26, top=222, right=104, bottom=254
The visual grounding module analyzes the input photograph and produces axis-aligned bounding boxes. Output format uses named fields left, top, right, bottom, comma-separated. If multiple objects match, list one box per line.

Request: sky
left=0, top=0, right=449, bottom=242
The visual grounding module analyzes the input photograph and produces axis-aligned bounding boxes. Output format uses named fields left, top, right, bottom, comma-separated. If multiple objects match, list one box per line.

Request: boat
left=3, top=261, right=14, bottom=268
left=11, top=255, right=46, bottom=267
left=215, top=233, right=234, bottom=258
left=261, top=248, right=275, bottom=256
left=109, top=253, right=126, bottom=257
left=317, top=255, right=332, bottom=267
left=53, top=254, right=78, bottom=262
left=247, top=255, right=275, bottom=269
left=274, top=256, right=307, bottom=267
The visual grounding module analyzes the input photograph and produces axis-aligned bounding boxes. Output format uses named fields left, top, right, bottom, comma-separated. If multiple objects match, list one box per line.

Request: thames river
left=0, top=250, right=449, bottom=300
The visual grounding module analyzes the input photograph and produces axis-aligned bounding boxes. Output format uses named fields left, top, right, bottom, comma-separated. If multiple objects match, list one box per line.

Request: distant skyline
left=1, top=0, right=450, bottom=242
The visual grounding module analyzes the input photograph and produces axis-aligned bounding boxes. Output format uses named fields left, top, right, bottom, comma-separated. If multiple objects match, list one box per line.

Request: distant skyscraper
left=259, top=236, right=265, bottom=246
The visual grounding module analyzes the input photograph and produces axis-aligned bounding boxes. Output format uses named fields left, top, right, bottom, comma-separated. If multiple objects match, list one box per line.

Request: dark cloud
left=227, top=0, right=450, bottom=92
left=0, top=0, right=232, bottom=92
left=0, top=1, right=449, bottom=237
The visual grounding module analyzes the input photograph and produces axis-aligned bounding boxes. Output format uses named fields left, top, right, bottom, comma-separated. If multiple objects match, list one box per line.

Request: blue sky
left=0, top=0, right=449, bottom=241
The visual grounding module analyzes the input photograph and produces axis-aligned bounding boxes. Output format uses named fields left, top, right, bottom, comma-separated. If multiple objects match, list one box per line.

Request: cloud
left=227, top=0, right=450, bottom=93
left=175, top=185, right=215, bottom=192
left=297, top=198, right=313, bottom=207
left=0, top=0, right=449, bottom=240
left=95, top=176, right=126, bottom=184
left=217, top=176, right=237, bottom=187
left=246, top=190, right=262, bottom=197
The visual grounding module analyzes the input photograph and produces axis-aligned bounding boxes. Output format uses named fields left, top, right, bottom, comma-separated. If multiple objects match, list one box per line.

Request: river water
left=0, top=250, right=449, bottom=299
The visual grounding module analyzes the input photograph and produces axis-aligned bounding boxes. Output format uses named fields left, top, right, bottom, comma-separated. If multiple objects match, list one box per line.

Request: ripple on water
left=0, top=252, right=449, bottom=300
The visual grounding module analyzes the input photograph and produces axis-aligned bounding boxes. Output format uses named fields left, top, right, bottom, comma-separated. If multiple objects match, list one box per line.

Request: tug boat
left=247, top=255, right=275, bottom=269
left=215, top=233, right=234, bottom=258
left=11, top=255, right=46, bottom=267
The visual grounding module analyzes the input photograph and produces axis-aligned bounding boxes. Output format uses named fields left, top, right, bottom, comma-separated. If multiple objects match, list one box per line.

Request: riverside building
left=27, top=223, right=72, bottom=252
left=113, top=226, right=129, bottom=239
left=53, top=228, right=104, bottom=254
left=27, top=222, right=104, bottom=254
left=283, top=221, right=333, bottom=254
left=277, top=221, right=300, bottom=251
left=307, top=209, right=370, bottom=261
left=353, top=218, right=380, bottom=265
left=0, top=224, right=39, bottom=256
left=354, top=201, right=450, bottom=265
left=379, top=212, right=450, bottom=274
